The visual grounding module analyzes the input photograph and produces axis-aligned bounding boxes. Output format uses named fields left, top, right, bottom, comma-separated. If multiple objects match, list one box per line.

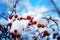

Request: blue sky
left=0, top=0, right=60, bottom=17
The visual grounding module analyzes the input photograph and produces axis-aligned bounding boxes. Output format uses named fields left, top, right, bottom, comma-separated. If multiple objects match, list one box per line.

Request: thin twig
left=50, top=0, right=60, bottom=15
left=0, top=15, right=8, bottom=21
left=11, top=0, right=19, bottom=15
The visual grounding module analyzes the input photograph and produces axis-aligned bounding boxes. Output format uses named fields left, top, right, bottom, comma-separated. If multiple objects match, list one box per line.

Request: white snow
left=10, top=20, right=29, bottom=34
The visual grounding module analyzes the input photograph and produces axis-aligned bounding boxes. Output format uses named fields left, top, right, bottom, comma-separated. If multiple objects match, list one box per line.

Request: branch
left=42, top=16, right=58, bottom=27
left=10, top=0, right=19, bottom=15
left=0, top=15, right=8, bottom=21
left=50, top=0, right=60, bottom=15
left=51, top=19, right=58, bottom=27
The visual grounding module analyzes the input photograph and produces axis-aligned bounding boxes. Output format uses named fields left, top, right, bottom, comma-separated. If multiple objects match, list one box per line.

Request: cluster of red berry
left=7, top=14, right=51, bottom=38
left=7, top=14, right=18, bottom=27
left=10, top=30, right=21, bottom=38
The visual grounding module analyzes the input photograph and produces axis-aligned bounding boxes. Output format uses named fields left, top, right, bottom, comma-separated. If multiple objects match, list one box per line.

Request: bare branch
left=50, top=0, right=60, bottom=15
left=10, top=0, right=19, bottom=15
left=42, top=16, right=58, bottom=27
left=0, top=15, right=8, bottom=21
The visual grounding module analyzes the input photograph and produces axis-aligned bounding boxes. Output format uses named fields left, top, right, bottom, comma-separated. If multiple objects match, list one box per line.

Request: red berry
left=37, top=23, right=45, bottom=28
left=43, top=30, right=50, bottom=37
left=10, top=32, right=14, bottom=35
left=29, top=18, right=33, bottom=23
left=41, top=24, right=45, bottom=28
left=14, top=14, right=18, bottom=18
left=10, top=32, right=16, bottom=38
left=20, top=17, right=23, bottom=20
left=27, top=15, right=31, bottom=20
left=8, top=15, right=13, bottom=19
left=37, top=23, right=42, bottom=28
left=28, top=23, right=32, bottom=26
left=19, top=17, right=26, bottom=20
left=7, top=22, right=12, bottom=26
left=12, top=34, right=16, bottom=38
left=33, top=21, right=37, bottom=24
left=16, top=34, right=21, bottom=38
left=14, top=30, right=17, bottom=34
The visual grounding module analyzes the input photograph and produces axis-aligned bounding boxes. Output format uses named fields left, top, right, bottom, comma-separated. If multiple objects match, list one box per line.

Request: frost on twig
left=42, top=16, right=59, bottom=27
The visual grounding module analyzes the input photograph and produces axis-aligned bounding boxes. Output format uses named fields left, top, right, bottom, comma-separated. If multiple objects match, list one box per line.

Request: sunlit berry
left=14, top=14, right=18, bottom=18
left=43, top=30, right=50, bottom=37
left=27, top=15, right=31, bottom=19
left=7, top=22, right=12, bottom=26
left=8, top=15, right=13, bottom=19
